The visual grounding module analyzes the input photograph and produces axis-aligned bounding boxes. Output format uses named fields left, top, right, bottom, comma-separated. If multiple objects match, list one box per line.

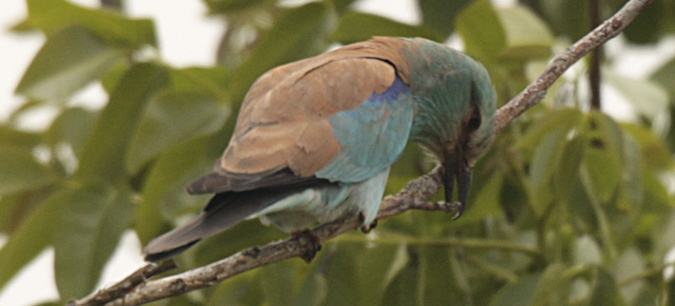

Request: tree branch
left=494, top=0, right=653, bottom=132
left=69, top=0, right=653, bottom=305
left=83, top=166, right=447, bottom=306
left=67, top=259, right=177, bottom=306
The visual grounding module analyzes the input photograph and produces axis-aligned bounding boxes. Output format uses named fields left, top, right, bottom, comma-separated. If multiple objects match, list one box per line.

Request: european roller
left=143, top=37, right=497, bottom=261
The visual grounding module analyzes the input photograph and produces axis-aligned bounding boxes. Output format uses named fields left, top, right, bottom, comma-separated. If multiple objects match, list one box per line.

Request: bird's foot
left=243, top=246, right=261, bottom=259
left=358, top=212, right=378, bottom=234
left=360, top=219, right=377, bottom=234
left=437, top=201, right=464, bottom=220
left=292, top=229, right=322, bottom=263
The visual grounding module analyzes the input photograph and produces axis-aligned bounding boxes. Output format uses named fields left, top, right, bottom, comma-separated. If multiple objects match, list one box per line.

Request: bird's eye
left=468, top=108, right=481, bottom=132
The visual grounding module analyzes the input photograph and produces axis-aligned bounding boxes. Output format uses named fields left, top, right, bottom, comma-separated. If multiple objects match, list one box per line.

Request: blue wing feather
left=316, top=76, right=413, bottom=183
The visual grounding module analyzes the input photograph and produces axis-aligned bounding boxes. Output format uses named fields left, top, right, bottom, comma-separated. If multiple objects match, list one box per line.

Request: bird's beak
left=444, top=149, right=473, bottom=220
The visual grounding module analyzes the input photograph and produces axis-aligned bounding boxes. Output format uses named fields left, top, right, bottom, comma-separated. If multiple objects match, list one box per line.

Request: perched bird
left=143, top=37, right=497, bottom=262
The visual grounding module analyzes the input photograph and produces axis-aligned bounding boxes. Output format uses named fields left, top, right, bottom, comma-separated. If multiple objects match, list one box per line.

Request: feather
left=144, top=179, right=336, bottom=261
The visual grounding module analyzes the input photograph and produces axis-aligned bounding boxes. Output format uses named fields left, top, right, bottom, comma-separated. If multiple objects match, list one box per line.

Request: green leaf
left=0, top=195, right=21, bottom=234
left=587, top=267, right=628, bottom=306
left=8, top=18, right=36, bottom=33
left=617, top=0, right=672, bottom=44
left=193, top=219, right=286, bottom=267
left=567, top=176, right=600, bottom=233
left=230, top=2, right=337, bottom=102
left=0, top=125, right=43, bottom=148
left=134, top=137, right=212, bottom=245
left=622, top=124, right=674, bottom=171
left=456, top=0, right=506, bottom=65
left=0, top=189, right=67, bottom=292
left=332, top=0, right=358, bottom=13
left=126, top=92, right=229, bottom=174
left=528, top=263, right=568, bottom=306
left=54, top=183, right=133, bottom=300
left=75, top=63, right=169, bottom=184
left=582, top=112, right=624, bottom=203
left=206, top=272, right=265, bottom=306
left=613, top=248, right=645, bottom=303
left=204, top=0, right=272, bottom=14
left=46, top=107, right=98, bottom=157
left=387, top=144, right=427, bottom=195
left=381, top=254, right=419, bottom=306
left=418, top=246, right=464, bottom=305
left=496, top=5, right=554, bottom=61
left=489, top=273, right=541, bottom=306
left=100, top=61, right=130, bottom=94
left=500, top=165, right=534, bottom=225
left=31, top=301, right=62, bottom=306
left=294, top=270, right=328, bottom=306
left=517, top=108, right=584, bottom=154
left=627, top=284, right=660, bottom=306
left=215, top=22, right=259, bottom=70
left=0, top=146, right=59, bottom=195
left=331, top=12, right=441, bottom=45
left=165, top=293, right=202, bottom=306
left=463, top=166, right=504, bottom=222
left=15, top=26, right=124, bottom=101
left=619, top=132, right=643, bottom=212
left=380, top=243, right=410, bottom=292
left=259, top=262, right=297, bottom=306
left=169, top=67, right=231, bottom=102
left=651, top=56, right=675, bottom=96
left=666, top=273, right=675, bottom=306
left=360, top=244, right=468, bottom=305
left=419, top=0, right=473, bottom=37
left=555, top=135, right=585, bottom=199
left=529, top=128, right=566, bottom=215
left=322, top=244, right=359, bottom=306
left=525, top=0, right=589, bottom=41
left=606, top=71, right=669, bottom=123
left=579, top=171, right=617, bottom=260
left=357, top=243, right=410, bottom=305
left=27, top=0, right=156, bottom=48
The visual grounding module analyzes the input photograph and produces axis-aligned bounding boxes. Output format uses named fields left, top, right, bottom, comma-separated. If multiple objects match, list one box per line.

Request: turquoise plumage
left=143, top=37, right=497, bottom=261
left=317, top=76, right=413, bottom=182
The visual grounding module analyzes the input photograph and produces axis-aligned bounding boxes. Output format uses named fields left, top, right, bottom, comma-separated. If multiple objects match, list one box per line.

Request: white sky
left=0, top=0, right=673, bottom=305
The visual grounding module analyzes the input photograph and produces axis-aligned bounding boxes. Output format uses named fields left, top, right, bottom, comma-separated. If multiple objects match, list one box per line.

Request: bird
left=142, top=36, right=497, bottom=262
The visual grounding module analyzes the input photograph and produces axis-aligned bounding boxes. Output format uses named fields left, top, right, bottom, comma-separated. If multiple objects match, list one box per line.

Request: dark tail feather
left=142, top=192, right=276, bottom=261
left=144, top=240, right=200, bottom=262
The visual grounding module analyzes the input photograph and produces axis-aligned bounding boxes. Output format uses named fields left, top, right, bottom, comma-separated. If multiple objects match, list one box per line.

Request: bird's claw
left=360, top=219, right=378, bottom=234
left=437, top=201, right=464, bottom=220
left=243, top=246, right=261, bottom=259
left=292, top=229, right=322, bottom=263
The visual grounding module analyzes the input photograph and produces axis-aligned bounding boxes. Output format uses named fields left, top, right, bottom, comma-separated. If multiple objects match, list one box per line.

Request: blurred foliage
left=1, top=0, right=675, bottom=305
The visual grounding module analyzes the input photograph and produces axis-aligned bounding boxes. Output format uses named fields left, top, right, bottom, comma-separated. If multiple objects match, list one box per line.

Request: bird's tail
left=142, top=191, right=278, bottom=261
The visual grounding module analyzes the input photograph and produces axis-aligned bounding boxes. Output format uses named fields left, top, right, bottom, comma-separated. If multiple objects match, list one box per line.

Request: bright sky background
left=0, top=0, right=674, bottom=305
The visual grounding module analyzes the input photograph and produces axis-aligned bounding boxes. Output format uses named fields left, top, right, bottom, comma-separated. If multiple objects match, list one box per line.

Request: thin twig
left=618, top=261, right=675, bottom=286
left=99, top=167, right=446, bottom=306
left=494, top=0, right=653, bottom=132
left=66, top=259, right=177, bottom=306
left=69, top=0, right=654, bottom=305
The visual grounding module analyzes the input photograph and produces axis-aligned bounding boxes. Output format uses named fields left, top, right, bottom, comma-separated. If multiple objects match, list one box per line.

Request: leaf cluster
left=1, top=0, right=675, bottom=305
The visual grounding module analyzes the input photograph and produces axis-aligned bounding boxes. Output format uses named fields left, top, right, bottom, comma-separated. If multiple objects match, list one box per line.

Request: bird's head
left=403, top=38, right=497, bottom=219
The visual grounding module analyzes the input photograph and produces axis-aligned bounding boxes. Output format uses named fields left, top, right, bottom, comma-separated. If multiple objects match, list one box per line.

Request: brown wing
left=188, top=37, right=412, bottom=194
